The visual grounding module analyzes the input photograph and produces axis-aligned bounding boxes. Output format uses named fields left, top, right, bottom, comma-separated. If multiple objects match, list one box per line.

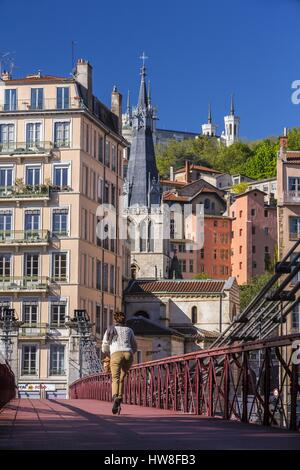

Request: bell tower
left=223, top=95, right=240, bottom=146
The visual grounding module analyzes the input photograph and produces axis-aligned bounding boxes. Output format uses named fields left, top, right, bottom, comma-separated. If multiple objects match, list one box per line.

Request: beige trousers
left=110, top=351, right=133, bottom=398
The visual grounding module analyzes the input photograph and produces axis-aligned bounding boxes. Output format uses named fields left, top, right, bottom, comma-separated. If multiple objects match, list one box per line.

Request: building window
left=292, top=304, right=300, bottom=330
left=264, top=209, right=268, bottom=218
left=232, top=211, right=235, bottom=218
left=0, top=210, right=12, bottom=235
left=252, top=245, right=256, bottom=254
left=52, top=252, right=67, bottom=281
left=200, top=248, right=204, bottom=259
left=213, top=220, right=218, bottom=227
left=31, top=88, right=43, bottom=110
left=54, top=122, right=70, bottom=147
left=189, top=259, right=194, bottom=273
left=50, top=302, right=66, bottom=326
left=98, top=136, right=104, bottom=163
left=105, top=141, right=110, bottom=167
left=52, top=209, right=68, bottom=236
left=239, top=262, right=242, bottom=270
left=288, top=177, right=300, bottom=192
left=204, top=198, right=210, bottom=210
left=191, top=306, right=198, bottom=324
left=96, top=304, right=101, bottom=334
left=23, top=302, right=38, bottom=325
left=97, top=177, right=103, bottom=203
left=111, top=144, right=117, bottom=171
left=25, top=165, right=41, bottom=187
left=4, top=89, right=17, bottom=111
left=111, top=184, right=116, bottom=207
left=24, top=210, right=40, bottom=238
left=0, top=166, right=13, bottom=189
left=110, top=265, right=115, bottom=294
left=53, top=164, right=69, bottom=188
left=26, top=123, right=41, bottom=146
left=251, top=208, right=256, bottom=216
left=56, top=87, right=70, bottom=109
left=239, top=210, right=243, bottom=218
left=239, top=228, right=242, bottom=236
left=252, top=226, right=256, bottom=235
left=24, top=253, right=39, bottom=278
left=289, top=217, right=300, bottom=240
left=0, top=253, right=11, bottom=277
left=253, top=261, right=257, bottom=268
left=104, top=182, right=110, bottom=204
left=22, top=345, right=37, bottom=375
left=0, top=124, right=15, bottom=152
left=103, top=263, right=108, bottom=291
left=49, top=344, right=65, bottom=375
left=239, top=246, right=242, bottom=254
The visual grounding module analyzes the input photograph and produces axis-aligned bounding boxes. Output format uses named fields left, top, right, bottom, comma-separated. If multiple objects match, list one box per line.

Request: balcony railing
left=284, top=191, right=300, bottom=204
left=0, top=98, right=85, bottom=112
left=49, top=369, right=66, bottom=376
left=0, top=230, right=50, bottom=244
left=0, top=141, right=53, bottom=155
left=0, top=185, right=50, bottom=199
left=0, top=276, right=49, bottom=291
left=19, top=323, right=49, bottom=337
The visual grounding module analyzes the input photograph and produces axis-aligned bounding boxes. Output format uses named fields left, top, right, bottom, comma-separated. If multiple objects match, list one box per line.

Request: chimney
left=1, top=70, right=11, bottom=81
left=111, top=85, right=123, bottom=134
left=75, top=59, right=93, bottom=109
left=279, top=128, right=288, bottom=152
left=185, top=160, right=191, bottom=183
left=170, top=166, right=174, bottom=181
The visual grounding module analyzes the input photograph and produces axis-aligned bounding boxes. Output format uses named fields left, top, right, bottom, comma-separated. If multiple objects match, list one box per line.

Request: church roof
left=125, top=279, right=226, bottom=295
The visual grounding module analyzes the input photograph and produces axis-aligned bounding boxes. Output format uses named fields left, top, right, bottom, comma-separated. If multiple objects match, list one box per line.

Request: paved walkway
left=0, top=399, right=300, bottom=450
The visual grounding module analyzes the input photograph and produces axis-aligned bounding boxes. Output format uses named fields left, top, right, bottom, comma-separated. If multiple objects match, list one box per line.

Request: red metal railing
left=70, top=333, right=300, bottom=431
left=0, top=362, right=16, bottom=408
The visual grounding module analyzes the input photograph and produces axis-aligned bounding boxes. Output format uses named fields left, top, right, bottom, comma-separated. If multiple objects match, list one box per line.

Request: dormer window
left=57, top=87, right=70, bottom=110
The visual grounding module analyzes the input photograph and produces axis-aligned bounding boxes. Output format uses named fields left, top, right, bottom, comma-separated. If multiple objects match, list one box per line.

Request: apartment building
left=230, top=189, right=277, bottom=285
left=277, top=133, right=300, bottom=332
left=0, top=59, right=127, bottom=397
left=164, top=178, right=232, bottom=279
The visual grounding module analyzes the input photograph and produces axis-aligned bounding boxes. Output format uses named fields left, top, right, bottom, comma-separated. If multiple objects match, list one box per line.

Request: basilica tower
left=223, top=95, right=240, bottom=146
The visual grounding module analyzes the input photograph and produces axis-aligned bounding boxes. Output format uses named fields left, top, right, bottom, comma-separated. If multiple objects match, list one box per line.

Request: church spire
left=208, top=102, right=212, bottom=124
left=230, top=94, right=235, bottom=116
left=148, top=80, right=151, bottom=106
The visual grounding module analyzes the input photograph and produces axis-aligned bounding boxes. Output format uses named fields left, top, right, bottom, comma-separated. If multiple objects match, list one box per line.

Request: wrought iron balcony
left=0, top=141, right=53, bottom=156
left=0, top=185, right=50, bottom=200
left=0, top=276, right=50, bottom=292
left=19, top=323, right=49, bottom=338
left=0, top=230, right=50, bottom=245
left=0, top=97, right=85, bottom=112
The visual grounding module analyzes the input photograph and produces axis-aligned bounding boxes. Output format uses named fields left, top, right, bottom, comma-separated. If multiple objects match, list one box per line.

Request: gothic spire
left=148, top=80, right=151, bottom=106
left=138, top=65, right=148, bottom=109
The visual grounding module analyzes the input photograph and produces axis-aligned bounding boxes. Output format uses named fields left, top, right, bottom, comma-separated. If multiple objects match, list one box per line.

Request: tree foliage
left=239, top=272, right=273, bottom=312
left=155, top=132, right=283, bottom=181
left=287, top=127, right=300, bottom=150
left=231, top=182, right=250, bottom=194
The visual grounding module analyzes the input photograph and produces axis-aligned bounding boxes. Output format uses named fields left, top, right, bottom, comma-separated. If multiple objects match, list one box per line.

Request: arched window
left=204, top=198, right=210, bottom=210
left=191, top=306, right=198, bottom=324
left=131, top=264, right=137, bottom=280
left=148, top=220, right=154, bottom=252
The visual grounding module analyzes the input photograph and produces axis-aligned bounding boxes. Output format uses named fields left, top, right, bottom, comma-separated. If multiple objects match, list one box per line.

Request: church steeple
left=125, top=56, right=160, bottom=208
left=208, top=102, right=212, bottom=124
left=126, top=90, right=132, bottom=117
left=223, top=94, right=240, bottom=146
left=202, top=102, right=217, bottom=137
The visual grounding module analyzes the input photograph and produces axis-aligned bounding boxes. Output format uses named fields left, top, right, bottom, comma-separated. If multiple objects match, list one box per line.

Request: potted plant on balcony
left=14, top=178, right=24, bottom=196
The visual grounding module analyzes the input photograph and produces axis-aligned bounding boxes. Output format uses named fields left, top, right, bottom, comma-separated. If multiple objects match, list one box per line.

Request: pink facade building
left=230, top=189, right=277, bottom=285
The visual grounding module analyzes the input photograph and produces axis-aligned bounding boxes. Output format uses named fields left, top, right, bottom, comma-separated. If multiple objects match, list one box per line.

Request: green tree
left=193, top=273, right=211, bottom=280
left=242, top=139, right=278, bottom=179
left=287, top=127, right=300, bottom=150
left=231, top=182, right=250, bottom=194
left=239, top=272, right=273, bottom=312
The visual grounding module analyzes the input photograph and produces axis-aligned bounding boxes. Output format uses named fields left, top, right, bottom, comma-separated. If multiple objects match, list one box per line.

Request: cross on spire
left=139, top=51, right=149, bottom=67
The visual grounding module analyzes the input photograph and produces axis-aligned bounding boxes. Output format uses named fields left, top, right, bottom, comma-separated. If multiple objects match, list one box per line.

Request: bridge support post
left=289, top=358, right=299, bottom=431
left=208, top=358, right=214, bottom=417
left=263, top=348, right=271, bottom=426
left=223, top=355, right=230, bottom=420
left=242, top=352, right=249, bottom=423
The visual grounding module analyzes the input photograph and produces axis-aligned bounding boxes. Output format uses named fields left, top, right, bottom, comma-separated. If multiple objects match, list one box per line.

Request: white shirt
left=102, top=325, right=137, bottom=355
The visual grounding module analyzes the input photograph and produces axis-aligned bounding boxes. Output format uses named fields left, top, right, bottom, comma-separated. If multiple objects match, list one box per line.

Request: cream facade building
left=0, top=60, right=127, bottom=397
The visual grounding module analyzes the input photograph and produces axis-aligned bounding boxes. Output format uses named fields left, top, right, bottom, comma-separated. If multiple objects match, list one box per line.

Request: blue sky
left=2, top=0, right=300, bottom=140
